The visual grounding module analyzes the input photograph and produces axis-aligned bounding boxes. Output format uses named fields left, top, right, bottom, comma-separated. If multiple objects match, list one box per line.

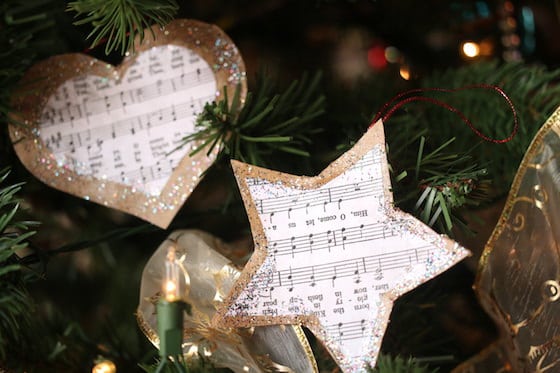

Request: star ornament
left=213, top=121, right=470, bottom=372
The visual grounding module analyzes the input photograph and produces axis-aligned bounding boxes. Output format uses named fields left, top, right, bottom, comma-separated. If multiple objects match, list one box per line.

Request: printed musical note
left=87, top=139, right=104, bottom=156
left=374, top=258, right=383, bottom=280
left=353, top=262, right=361, bottom=284
left=290, top=236, right=296, bottom=258
left=338, top=322, right=344, bottom=341
left=406, top=255, right=413, bottom=272
left=326, top=320, right=372, bottom=342
left=287, top=268, right=294, bottom=292
left=310, top=267, right=316, bottom=287
left=277, top=271, right=282, bottom=287
left=327, top=230, right=334, bottom=252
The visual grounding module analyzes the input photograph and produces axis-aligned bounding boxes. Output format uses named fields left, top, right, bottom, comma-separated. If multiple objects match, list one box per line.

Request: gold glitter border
left=212, top=121, right=390, bottom=330
left=476, top=106, right=560, bottom=280
left=292, top=324, right=319, bottom=373
left=214, top=120, right=469, bottom=370
left=9, top=19, right=247, bottom=228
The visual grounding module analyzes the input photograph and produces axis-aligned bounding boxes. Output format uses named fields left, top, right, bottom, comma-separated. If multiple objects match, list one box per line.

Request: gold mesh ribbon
left=454, top=107, right=560, bottom=372
left=137, top=229, right=317, bottom=373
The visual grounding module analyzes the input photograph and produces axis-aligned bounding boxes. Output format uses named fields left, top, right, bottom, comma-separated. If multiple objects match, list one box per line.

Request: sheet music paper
left=223, top=124, right=469, bottom=372
left=10, top=19, right=246, bottom=228
left=38, top=45, right=216, bottom=196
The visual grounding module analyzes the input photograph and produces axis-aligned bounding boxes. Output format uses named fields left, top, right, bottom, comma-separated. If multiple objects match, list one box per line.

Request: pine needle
left=0, top=168, right=37, bottom=362
left=181, top=71, right=326, bottom=170
left=67, top=0, right=179, bottom=55
left=369, top=354, right=438, bottom=373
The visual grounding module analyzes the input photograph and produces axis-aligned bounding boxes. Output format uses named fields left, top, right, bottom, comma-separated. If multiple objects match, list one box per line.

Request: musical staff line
left=352, top=151, right=377, bottom=169
left=41, top=67, right=214, bottom=128
left=265, top=246, right=431, bottom=290
left=245, top=151, right=380, bottom=187
left=255, top=179, right=383, bottom=216
left=326, top=320, right=368, bottom=341
left=107, top=158, right=179, bottom=185
left=44, top=94, right=214, bottom=153
left=268, top=223, right=398, bottom=257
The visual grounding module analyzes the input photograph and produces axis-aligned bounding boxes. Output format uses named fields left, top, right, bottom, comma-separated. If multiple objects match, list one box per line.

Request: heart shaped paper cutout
left=9, top=19, right=246, bottom=228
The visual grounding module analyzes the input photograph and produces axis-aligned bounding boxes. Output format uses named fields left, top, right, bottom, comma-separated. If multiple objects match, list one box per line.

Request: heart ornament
left=9, top=19, right=246, bottom=228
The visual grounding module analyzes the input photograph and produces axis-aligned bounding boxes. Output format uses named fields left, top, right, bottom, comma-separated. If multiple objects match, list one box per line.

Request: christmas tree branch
left=184, top=71, right=326, bottom=170
left=388, top=130, right=489, bottom=236
left=0, top=168, right=38, bottom=362
left=370, top=354, right=438, bottom=373
left=67, top=0, right=179, bottom=55
left=18, top=223, right=154, bottom=269
left=417, top=61, right=560, bottom=193
left=336, top=62, right=560, bottom=236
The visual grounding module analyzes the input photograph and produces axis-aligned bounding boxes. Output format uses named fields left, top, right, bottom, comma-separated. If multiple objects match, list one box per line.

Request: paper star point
left=215, top=121, right=470, bottom=372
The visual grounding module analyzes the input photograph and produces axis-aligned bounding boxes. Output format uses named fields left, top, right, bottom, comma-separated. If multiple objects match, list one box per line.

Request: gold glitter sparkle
left=9, top=19, right=247, bottom=228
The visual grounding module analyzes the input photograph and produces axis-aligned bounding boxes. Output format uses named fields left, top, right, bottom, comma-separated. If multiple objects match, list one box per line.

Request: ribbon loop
left=371, top=84, right=518, bottom=144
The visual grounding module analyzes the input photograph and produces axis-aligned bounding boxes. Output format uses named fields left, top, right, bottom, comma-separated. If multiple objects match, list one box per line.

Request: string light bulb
left=92, top=360, right=116, bottom=373
left=399, top=65, right=410, bottom=80
left=157, top=241, right=187, bottom=359
left=461, top=41, right=480, bottom=58
left=163, top=246, right=181, bottom=302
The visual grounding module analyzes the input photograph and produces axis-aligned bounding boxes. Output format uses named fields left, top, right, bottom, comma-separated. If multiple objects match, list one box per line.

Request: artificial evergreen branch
left=364, top=61, right=560, bottom=236
left=369, top=354, right=438, bottom=373
left=0, top=2, right=41, bottom=123
left=418, top=61, right=560, bottom=193
left=0, top=168, right=37, bottom=362
left=185, top=71, right=326, bottom=169
left=67, top=0, right=179, bottom=55
left=388, top=131, right=489, bottom=236
left=19, top=223, right=155, bottom=267
left=140, top=356, right=221, bottom=373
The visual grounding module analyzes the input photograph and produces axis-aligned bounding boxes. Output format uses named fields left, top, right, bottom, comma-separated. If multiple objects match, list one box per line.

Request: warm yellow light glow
left=461, top=41, right=480, bottom=58
left=243, top=366, right=250, bottom=372
left=92, top=360, right=116, bottom=373
left=163, top=245, right=181, bottom=302
left=164, top=280, right=177, bottom=301
left=399, top=66, right=410, bottom=80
